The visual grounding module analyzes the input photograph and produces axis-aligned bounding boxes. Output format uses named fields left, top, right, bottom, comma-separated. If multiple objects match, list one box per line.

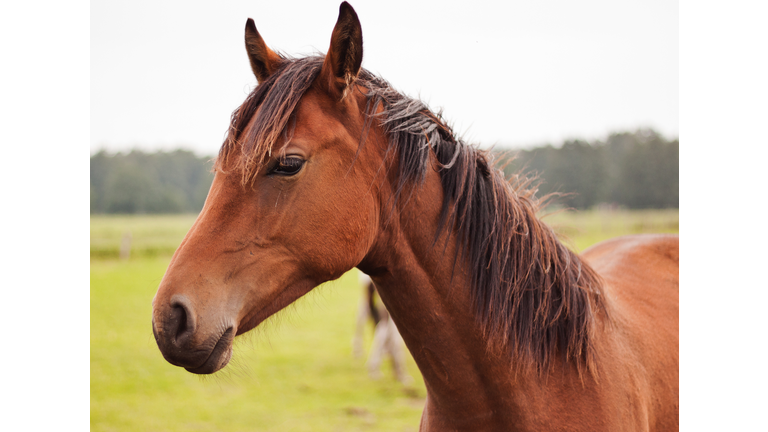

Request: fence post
left=120, top=231, right=132, bottom=260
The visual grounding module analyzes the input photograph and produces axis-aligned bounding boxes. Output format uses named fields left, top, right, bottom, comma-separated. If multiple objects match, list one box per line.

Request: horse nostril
left=169, top=301, right=194, bottom=345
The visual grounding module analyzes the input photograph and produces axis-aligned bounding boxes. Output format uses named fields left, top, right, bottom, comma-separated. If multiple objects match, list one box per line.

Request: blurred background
left=91, top=1, right=678, bottom=431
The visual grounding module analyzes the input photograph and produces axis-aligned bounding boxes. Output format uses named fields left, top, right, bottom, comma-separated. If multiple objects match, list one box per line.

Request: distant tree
left=90, top=150, right=114, bottom=213
left=90, top=149, right=214, bottom=214
left=498, top=129, right=678, bottom=209
left=606, top=129, right=679, bottom=209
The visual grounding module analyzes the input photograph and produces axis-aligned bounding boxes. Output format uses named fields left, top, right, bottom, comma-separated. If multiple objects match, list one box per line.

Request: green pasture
left=91, top=209, right=678, bottom=431
left=90, top=214, right=199, bottom=259
left=541, top=207, right=679, bottom=252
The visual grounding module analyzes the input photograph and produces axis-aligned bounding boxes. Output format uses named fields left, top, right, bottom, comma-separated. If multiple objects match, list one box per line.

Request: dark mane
left=216, top=56, right=606, bottom=373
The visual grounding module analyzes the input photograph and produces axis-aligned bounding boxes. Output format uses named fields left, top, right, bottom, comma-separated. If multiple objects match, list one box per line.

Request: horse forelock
left=215, top=56, right=324, bottom=185
left=215, top=55, right=606, bottom=373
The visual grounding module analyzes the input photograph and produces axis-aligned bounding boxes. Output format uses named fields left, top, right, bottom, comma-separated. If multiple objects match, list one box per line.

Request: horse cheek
left=301, top=188, right=374, bottom=281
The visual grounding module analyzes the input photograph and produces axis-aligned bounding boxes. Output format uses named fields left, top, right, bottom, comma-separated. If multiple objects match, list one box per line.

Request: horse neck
left=358, top=157, right=528, bottom=427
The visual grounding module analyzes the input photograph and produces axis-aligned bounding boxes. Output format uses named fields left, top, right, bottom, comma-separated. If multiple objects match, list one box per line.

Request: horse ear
left=244, top=18, right=281, bottom=83
left=319, top=2, right=363, bottom=99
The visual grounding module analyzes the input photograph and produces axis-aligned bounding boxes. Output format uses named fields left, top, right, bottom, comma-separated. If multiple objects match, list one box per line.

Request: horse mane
left=216, top=56, right=607, bottom=373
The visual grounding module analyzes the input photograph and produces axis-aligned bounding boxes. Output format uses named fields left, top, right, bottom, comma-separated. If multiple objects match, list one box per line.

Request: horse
left=151, top=3, right=679, bottom=430
left=352, top=271, right=412, bottom=384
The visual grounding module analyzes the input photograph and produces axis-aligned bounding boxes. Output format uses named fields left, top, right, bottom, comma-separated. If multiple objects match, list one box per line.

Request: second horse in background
left=352, top=272, right=412, bottom=385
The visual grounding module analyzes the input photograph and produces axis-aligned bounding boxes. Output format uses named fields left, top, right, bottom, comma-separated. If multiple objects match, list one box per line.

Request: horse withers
left=151, top=3, right=678, bottom=430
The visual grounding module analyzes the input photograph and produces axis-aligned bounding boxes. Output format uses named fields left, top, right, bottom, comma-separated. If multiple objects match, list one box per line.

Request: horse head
left=152, top=2, right=382, bottom=374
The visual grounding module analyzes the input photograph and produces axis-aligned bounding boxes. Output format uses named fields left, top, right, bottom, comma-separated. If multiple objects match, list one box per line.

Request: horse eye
left=271, top=157, right=305, bottom=176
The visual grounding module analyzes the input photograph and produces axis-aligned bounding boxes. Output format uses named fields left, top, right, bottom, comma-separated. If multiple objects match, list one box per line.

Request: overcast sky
left=91, top=0, right=678, bottom=155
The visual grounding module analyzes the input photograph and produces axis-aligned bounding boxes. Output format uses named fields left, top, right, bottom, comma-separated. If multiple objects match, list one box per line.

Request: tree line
left=498, top=129, right=678, bottom=209
left=90, top=149, right=214, bottom=214
left=90, top=129, right=677, bottom=214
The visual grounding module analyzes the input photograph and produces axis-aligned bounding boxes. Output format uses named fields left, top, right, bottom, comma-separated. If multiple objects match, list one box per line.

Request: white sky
left=91, top=0, right=678, bottom=155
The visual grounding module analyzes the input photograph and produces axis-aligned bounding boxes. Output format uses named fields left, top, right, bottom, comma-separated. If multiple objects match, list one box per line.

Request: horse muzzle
left=152, top=294, right=236, bottom=374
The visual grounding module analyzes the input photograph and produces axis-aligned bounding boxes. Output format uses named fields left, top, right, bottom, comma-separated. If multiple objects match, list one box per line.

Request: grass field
left=91, top=209, right=678, bottom=431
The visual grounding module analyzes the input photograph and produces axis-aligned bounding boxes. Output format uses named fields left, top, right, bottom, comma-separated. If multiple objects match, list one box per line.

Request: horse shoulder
left=582, top=234, right=679, bottom=431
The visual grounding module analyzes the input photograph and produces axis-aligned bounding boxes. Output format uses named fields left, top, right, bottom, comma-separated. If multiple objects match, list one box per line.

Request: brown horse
left=151, top=3, right=678, bottom=430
